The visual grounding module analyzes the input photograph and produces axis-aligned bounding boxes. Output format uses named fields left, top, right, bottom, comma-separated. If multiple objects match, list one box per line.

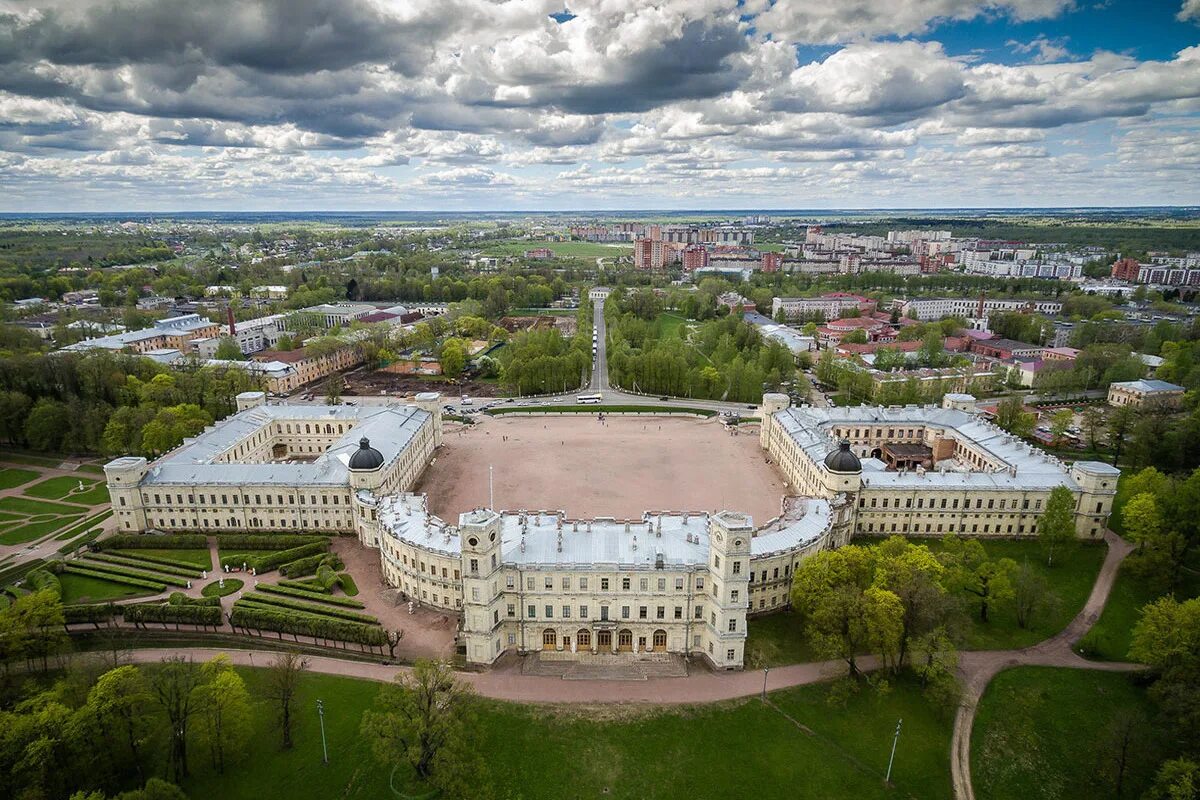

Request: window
left=728, top=619, right=737, bottom=632
left=656, top=606, right=665, bottom=619
left=696, top=578, right=705, bottom=590
left=731, top=590, right=739, bottom=603
left=562, top=606, right=571, bottom=619
left=544, top=576, right=553, bottom=589
left=657, top=577, right=666, bottom=591
left=653, top=630, right=667, bottom=649
left=562, top=577, right=571, bottom=590
left=600, top=606, right=609, bottom=621
left=640, top=577, right=648, bottom=591
left=675, top=577, right=684, bottom=590
left=577, top=629, right=591, bottom=647
left=527, top=577, right=535, bottom=590
left=507, top=604, right=515, bottom=617
left=506, top=575, right=515, bottom=589
left=469, top=558, right=478, bottom=574
left=674, top=606, right=683, bottom=619
left=580, top=577, right=588, bottom=590
left=639, top=606, right=647, bottom=619
left=732, top=561, right=741, bottom=575
left=527, top=605, right=536, bottom=618
left=601, top=578, right=609, bottom=591
left=621, top=577, right=630, bottom=591
left=471, top=587, right=480, bottom=601
left=726, top=648, right=735, bottom=662
left=580, top=605, right=589, bottom=619
left=713, top=555, right=721, bottom=569
left=621, top=605, right=630, bottom=619
left=544, top=605, right=553, bottom=618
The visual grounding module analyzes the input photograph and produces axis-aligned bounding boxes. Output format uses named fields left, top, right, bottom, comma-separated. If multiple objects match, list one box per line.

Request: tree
left=439, top=337, right=468, bottom=378
left=194, top=655, right=253, bottom=773
left=1039, top=485, right=1078, bottom=567
left=1048, top=409, right=1074, bottom=442
left=1131, top=597, right=1200, bottom=751
left=265, top=651, right=309, bottom=749
left=790, top=546, right=904, bottom=676
left=1146, top=759, right=1200, bottom=800
left=149, top=656, right=203, bottom=781
left=1081, top=406, right=1105, bottom=452
left=939, top=536, right=1016, bottom=623
left=360, top=660, right=477, bottom=792
left=1108, top=404, right=1136, bottom=465
left=994, top=396, right=1035, bottom=438
left=24, top=397, right=70, bottom=451
left=1012, top=562, right=1058, bottom=629
left=213, top=337, right=244, bottom=361
left=1095, top=709, right=1148, bottom=799
left=323, top=373, right=342, bottom=405
left=872, top=536, right=952, bottom=669
left=86, top=666, right=153, bottom=784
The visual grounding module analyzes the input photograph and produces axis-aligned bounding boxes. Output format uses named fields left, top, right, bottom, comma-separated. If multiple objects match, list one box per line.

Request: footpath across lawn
left=179, top=669, right=951, bottom=800
left=1085, top=561, right=1200, bottom=661
left=973, top=667, right=1162, bottom=800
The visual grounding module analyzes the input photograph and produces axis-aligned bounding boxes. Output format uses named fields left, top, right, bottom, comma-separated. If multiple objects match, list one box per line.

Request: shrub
left=73, top=558, right=189, bottom=587
left=241, top=591, right=379, bottom=624
left=219, top=541, right=328, bottom=573
left=63, top=604, right=117, bottom=625
left=25, top=568, right=62, bottom=596
left=278, top=578, right=330, bottom=593
left=278, top=552, right=343, bottom=578
left=256, top=582, right=366, bottom=608
left=215, top=534, right=331, bottom=550
left=87, top=552, right=201, bottom=578
left=123, top=602, right=222, bottom=627
left=109, top=551, right=207, bottom=572
left=167, top=591, right=221, bottom=607
left=230, top=602, right=386, bottom=645
left=101, top=534, right=207, bottom=550
left=61, top=564, right=166, bottom=592
left=338, top=572, right=359, bottom=596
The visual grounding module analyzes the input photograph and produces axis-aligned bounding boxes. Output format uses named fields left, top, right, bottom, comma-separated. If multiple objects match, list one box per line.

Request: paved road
left=588, top=300, right=609, bottom=392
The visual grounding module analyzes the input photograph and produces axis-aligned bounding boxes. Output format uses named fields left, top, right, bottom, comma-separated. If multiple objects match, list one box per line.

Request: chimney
left=227, top=306, right=236, bottom=337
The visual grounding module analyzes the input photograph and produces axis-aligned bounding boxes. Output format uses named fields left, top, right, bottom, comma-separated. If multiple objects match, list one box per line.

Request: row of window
left=520, top=603, right=707, bottom=622
left=473, top=572, right=706, bottom=593
left=141, top=491, right=346, bottom=507
left=861, top=495, right=1044, bottom=511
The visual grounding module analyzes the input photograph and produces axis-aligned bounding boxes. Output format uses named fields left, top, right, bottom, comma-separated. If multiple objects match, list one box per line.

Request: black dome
left=824, top=439, right=862, bottom=473
left=348, top=437, right=384, bottom=470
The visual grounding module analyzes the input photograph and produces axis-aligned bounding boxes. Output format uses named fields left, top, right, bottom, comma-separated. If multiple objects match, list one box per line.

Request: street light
left=316, top=699, right=329, bottom=765
left=885, top=718, right=902, bottom=784
left=761, top=667, right=769, bottom=702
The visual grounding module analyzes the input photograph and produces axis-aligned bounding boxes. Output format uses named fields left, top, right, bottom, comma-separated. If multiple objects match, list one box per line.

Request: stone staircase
left=521, top=652, right=688, bottom=681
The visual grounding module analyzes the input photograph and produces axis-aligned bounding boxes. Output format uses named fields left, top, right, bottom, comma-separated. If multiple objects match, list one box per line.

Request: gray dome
left=348, top=437, right=384, bottom=471
left=824, top=439, right=862, bottom=473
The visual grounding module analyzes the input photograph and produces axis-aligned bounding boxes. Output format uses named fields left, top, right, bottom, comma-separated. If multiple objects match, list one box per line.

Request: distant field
left=481, top=240, right=631, bottom=258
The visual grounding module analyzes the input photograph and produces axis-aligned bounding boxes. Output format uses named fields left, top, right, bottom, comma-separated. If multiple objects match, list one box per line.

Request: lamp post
left=762, top=667, right=769, bottom=702
left=885, top=718, right=902, bottom=784
left=489, top=464, right=494, bottom=510
left=316, top=699, right=328, bottom=765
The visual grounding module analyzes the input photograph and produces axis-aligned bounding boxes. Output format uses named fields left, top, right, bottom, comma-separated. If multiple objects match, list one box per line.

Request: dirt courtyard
left=416, top=415, right=787, bottom=524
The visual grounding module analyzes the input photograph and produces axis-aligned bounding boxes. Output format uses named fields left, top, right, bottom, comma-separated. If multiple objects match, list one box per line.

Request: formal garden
left=0, top=453, right=114, bottom=548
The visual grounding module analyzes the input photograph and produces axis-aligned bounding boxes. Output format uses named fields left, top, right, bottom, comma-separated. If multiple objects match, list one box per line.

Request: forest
left=604, top=289, right=797, bottom=402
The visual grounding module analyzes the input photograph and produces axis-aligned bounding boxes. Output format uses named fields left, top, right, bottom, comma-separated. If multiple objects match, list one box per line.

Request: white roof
left=774, top=405, right=1094, bottom=491
left=377, top=497, right=835, bottom=567
left=137, top=402, right=430, bottom=487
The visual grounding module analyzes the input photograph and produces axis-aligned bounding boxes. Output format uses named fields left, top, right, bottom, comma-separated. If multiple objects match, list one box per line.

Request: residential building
left=1107, top=379, right=1186, bottom=409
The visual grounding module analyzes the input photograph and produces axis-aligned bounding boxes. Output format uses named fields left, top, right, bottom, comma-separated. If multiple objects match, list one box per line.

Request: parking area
left=416, top=415, right=788, bottom=524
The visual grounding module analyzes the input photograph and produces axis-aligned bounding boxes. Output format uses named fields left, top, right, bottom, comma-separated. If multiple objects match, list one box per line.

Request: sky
left=0, top=0, right=1197, bottom=212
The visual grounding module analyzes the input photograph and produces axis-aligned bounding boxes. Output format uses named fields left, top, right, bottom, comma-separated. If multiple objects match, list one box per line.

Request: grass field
left=0, top=495, right=88, bottom=515
left=58, top=572, right=158, bottom=604
left=745, top=610, right=823, bottom=668
left=114, top=548, right=213, bottom=570
left=973, top=667, right=1162, bottom=800
left=1085, top=562, right=1200, bottom=661
left=201, top=577, right=243, bottom=597
left=480, top=240, right=631, bottom=259
left=24, top=475, right=102, bottom=500
left=654, top=311, right=691, bottom=338
left=53, top=510, right=112, bottom=541
left=0, top=514, right=83, bottom=545
left=0, top=467, right=39, bottom=489
left=920, top=538, right=1106, bottom=650
left=179, top=669, right=951, bottom=800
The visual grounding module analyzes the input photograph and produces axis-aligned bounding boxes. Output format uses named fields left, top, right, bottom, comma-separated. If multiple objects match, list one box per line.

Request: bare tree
left=265, top=651, right=310, bottom=749
left=150, top=656, right=203, bottom=781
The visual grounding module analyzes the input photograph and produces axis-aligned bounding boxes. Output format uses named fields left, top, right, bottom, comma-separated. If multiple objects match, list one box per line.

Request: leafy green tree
left=86, top=665, right=153, bottom=784
left=213, top=337, right=244, bottom=360
left=938, top=536, right=1016, bottom=623
left=1049, top=409, right=1074, bottom=441
left=1039, top=485, right=1078, bottom=566
left=361, top=660, right=478, bottom=793
left=872, top=536, right=952, bottom=669
left=193, top=655, right=253, bottom=773
left=1012, top=562, right=1058, bottom=629
left=995, top=396, right=1035, bottom=438
left=24, top=397, right=70, bottom=451
left=1146, top=759, right=1200, bottom=800
left=149, top=656, right=203, bottom=781
left=323, top=373, right=342, bottom=405
left=439, top=337, right=468, bottom=378
left=1108, top=404, right=1136, bottom=465
left=790, top=546, right=904, bottom=676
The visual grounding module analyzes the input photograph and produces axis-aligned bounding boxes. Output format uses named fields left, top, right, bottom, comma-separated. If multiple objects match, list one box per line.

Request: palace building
left=104, top=390, right=1118, bottom=671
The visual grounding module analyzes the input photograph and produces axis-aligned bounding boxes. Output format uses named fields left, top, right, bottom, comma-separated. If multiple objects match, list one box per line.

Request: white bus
left=575, top=393, right=602, bottom=405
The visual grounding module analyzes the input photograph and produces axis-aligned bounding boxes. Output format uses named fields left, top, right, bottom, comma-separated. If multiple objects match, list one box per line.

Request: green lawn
left=480, top=240, right=632, bottom=259
left=654, top=312, right=691, bottom=338
left=745, top=610, right=822, bottom=668
left=921, top=538, right=1107, bottom=650
left=58, top=572, right=158, bottom=604
left=1085, top=562, right=1200, bottom=661
left=0, top=467, right=39, bottom=489
left=23, top=475, right=102, bottom=500
left=0, top=514, right=83, bottom=545
left=180, top=669, right=951, bottom=800
left=114, top=548, right=213, bottom=569
left=201, top=577, right=243, bottom=597
left=53, top=510, right=112, bottom=540
left=0, top=496, right=88, bottom=515
left=973, top=667, right=1161, bottom=800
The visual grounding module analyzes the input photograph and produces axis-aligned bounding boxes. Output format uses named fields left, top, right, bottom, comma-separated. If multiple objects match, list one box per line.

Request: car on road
left=659, top=396, right=670, bottom=401
left=746, top=404, right=756, bottom=409
left=461, top=395, right=472, bottom=405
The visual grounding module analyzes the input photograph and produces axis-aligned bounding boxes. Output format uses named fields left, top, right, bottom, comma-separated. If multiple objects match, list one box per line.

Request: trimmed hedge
left=215, top=534, right=331, bottom=551
left=221, top=540, right=328, bottom=573
left=241, top=592, right=379, bottom=624
left=338, top=572, right=359, bottom=596
left=87, top=552, right=201, bottom=578
left=123, top=602, right=222, bottom=627
left=278, top=552, right=343, bottom=578
left=25, top=568, right=62, bottom=596
left=56, top=529, right=103, bottom=554
left=64, top=603, right=118, bottom=625
left=110, top=551, right=208, bottom=572
left=101, top=533, right=207, bottom=550
left=230, top=602, right=386, bottom=645
left=256, top=582, right=366, bottom=608
left=61, top=564, right=166, bottom=592
left=277, top=578, right=330, bottom=593
left=74, top=558, right=189, bottom=588
left=167, top=591, right=221, bottom=607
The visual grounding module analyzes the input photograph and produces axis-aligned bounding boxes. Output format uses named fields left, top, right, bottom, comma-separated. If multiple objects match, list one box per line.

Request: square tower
left=459, top=509, right=505, bottom=665
left=706, top=511, right=752, bottom=670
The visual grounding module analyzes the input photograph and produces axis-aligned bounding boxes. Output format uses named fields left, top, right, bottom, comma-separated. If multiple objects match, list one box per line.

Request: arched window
left=653, top=629, right=667, bottom=650
left=542, top=629, right=556, bottom=650
left=617, top=629, right=633, bottom=651
left=577, top=629, right=591, bottom=647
